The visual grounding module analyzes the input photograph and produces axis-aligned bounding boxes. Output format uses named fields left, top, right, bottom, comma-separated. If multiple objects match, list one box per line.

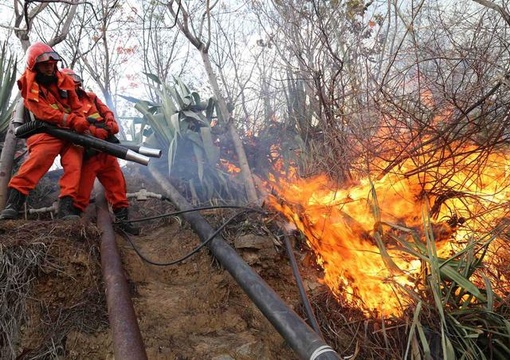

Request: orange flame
left=267, top=147, right=510, bottom=316
left=219, top=159, right=241, bottom=174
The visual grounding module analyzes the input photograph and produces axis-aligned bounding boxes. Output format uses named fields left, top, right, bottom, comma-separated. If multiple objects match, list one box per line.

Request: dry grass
left=0, top=220, right=107, bottom=359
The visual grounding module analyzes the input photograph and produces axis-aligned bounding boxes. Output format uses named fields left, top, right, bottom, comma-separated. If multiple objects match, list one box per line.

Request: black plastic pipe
left=149, top=165, right=341, bottom=360
left=283, top=233, right=323, bottom=337
left=96, top=190, right=148, bottom=360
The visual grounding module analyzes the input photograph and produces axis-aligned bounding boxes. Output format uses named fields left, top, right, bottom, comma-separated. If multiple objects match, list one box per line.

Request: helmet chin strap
left=35, top=72, right=58, bottom=86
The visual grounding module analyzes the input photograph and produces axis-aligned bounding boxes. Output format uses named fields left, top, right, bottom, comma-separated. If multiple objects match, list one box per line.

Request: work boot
left=0, top=188, right=27, bottom=220
left=57, top=196, right=80, bottom=220
left=113, top=207, right=140, bottom=235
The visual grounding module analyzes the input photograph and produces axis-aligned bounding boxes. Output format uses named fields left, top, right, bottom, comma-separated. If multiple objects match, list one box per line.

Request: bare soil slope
left=0, top=170, right=327, bottom=360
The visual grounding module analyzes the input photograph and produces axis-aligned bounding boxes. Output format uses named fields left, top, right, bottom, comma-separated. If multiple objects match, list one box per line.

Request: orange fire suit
left=9, top=70, right=85, bottom=198
left=73, top=90, right=129, bottom=212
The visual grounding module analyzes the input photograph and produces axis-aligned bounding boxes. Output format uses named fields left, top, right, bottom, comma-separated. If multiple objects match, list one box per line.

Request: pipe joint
left=127, top=188, right=164, bottom=201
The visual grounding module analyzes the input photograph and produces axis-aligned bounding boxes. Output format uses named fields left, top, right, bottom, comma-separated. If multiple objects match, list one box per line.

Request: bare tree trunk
left=0, top=128, right=18, bottom=208
left=166, top=1, right=258, bottom=204
left=0, top=100, right=22, bottom=208
left=200, top=51, right=259, bottom=204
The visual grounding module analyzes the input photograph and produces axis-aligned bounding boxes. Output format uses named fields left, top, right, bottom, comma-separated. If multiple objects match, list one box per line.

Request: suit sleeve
left=23, top=97, right=70, bottom=126
left=24, top=89, right=84, bottom=128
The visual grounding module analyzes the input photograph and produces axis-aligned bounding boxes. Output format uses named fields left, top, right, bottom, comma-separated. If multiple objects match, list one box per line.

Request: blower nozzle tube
left=15, top=121, right=151, bottom=166
left=120, top=144, right=162, bottom=158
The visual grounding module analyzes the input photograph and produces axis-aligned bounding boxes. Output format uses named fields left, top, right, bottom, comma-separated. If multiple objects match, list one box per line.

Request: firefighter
left=0, top=42, right=90, bottom=220
left=61, top=68, right=140, bottom=235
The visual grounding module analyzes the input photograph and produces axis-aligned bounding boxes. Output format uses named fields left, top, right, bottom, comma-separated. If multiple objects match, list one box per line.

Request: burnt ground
left=0, top=166, right=344, bottom=360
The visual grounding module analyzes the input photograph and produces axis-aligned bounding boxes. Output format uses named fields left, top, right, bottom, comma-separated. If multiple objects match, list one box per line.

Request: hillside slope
left=0, top=168, right=326, bottom=359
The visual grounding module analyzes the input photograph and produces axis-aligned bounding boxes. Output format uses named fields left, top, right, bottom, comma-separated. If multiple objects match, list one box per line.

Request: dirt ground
left=0, top=168, right=332, bottom=360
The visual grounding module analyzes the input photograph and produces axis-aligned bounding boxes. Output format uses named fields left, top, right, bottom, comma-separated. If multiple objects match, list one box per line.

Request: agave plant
left=122, top=74, right=245, bottom=203
left=0, top=42, right=18, bottom=136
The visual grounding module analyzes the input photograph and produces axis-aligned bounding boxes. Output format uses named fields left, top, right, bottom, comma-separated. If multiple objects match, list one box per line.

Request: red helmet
left=61, top=68, right=83, bottom=86
left=26, top=42, right=61, bottom=71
